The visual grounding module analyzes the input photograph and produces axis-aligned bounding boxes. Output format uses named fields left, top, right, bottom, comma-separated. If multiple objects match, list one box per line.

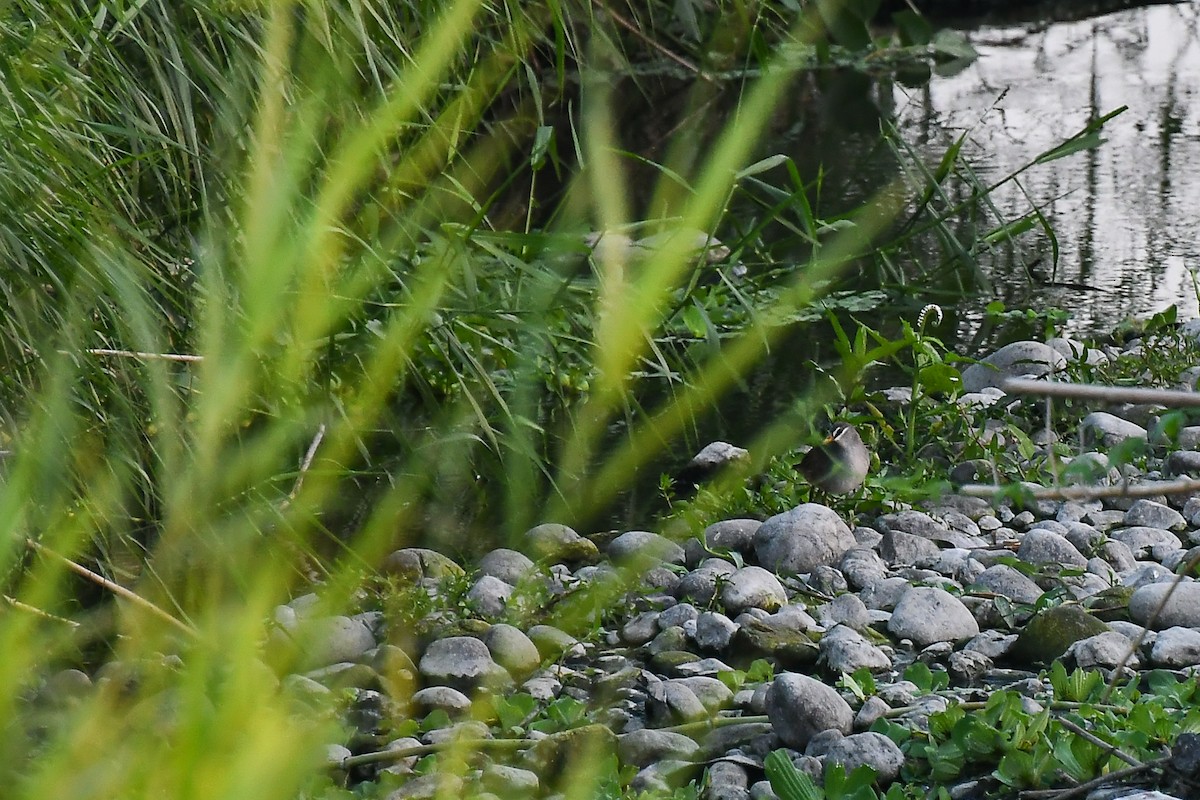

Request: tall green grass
left=0, top=1, right=1113, bottom=797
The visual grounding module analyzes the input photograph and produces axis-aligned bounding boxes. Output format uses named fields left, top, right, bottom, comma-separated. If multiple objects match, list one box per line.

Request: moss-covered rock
left=1010, top=604, right=1109, bottom=665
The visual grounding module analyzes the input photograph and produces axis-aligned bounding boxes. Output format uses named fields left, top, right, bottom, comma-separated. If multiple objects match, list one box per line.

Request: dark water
left=891, top=1, right=1200, bottom=336
left=600, top=2, right=1200, bottom=529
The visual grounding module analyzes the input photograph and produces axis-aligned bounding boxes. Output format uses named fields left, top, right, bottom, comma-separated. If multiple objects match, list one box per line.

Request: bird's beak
left=821, top=433, right=835, bottom=445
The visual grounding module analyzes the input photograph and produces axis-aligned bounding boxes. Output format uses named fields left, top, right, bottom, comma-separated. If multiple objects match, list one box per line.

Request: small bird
left=798, top=422, right=869, bottom=495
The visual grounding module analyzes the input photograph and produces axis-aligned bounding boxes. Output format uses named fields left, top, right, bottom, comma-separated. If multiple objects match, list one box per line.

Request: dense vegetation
left=0, top=2, right=1147, bottom=798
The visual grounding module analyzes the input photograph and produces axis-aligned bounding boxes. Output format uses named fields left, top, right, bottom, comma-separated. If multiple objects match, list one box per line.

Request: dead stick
left=960, top=478, right=1200, bottom=501
left=26, top=539, right=198, bottom=638
left=1002, top=378, right=1200, bottom=407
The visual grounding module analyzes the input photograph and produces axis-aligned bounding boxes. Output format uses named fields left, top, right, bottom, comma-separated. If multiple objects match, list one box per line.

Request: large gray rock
left=478, top=548, right=537, bottom=584
left=960, top=341, right=1066, bottom=392
left=754, top=504, right=856, bottom=574
left=467, top=575, right=513, bottom=618
left=522, top=523, right=599, bottom=564
left=381, top=548, right=465, bottom=582
left=1111, top=527, right=1182, bottom=559
left=617, top=729, right=700, bottom=768
left=720, top=566, right=788, bottom=614
left=1017, top=529, right=1088, bottom=568
left=818, top=624, right=891, bottom=674
left=1149, top=626, right=1200, bottom=667
left=1067, top=631, right=1139, bottom=671
left=1129, top=581, right=1200, bottom=629
left=704, top=519, right=762, bottom=554
left=293, top=615, right=377, bottom=669
left=482, top=623, right=541, bottom=679
left=693, top=611, right=738, bottom=651
left=766, top=672, right=853, bottom=749
left=822, top=731, right=906, bottom=784
left=973, top=564, right=1044, bottom=604
left=1081, top=412, right=1147, bottom=448
left=887, top=587, right=979, bottom=647
left=608, top=530, right=686, bottom=567
left=1124, top=500, right=1187, bottom=532
left=876, top=509, right=986, bottom=548
left=418, top=636, right=512, bottom=692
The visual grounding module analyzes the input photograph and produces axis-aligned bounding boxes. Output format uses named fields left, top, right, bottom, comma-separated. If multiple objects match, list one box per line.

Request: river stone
left=467, top=575, right=513, bottom=618
left=1017, top=529, right=1088, bottom=568
left=672, top=676, right=734, bottom=713
left=482, top=623, right=541, bottom=679
left=820, top=593, right=871, bottom=631
left=736, top=617, right=819, bottom=667
left=647, top=680, right=708, bottom=725
left=840, top=549, right=889, bottom=590
left=478, top=548, right=537, bottom=584
left=1149, top=626, right=1200, bottom=667
left=876, top=509, right=986, bottom=548
left=754, top=504, right=856, bottom=574
left=1081, top=412, right=1148, bottom=448
left=704, top=519, right=762, bottom=554
left=822, top=731, right=906, bottom=784
left=297, top=615, right=377, bottom=669
left=973, top=563, right=1044, bottom=604
left=384, top=772, right=463, bottom=800
left=676, top=567, right=726, bottom=606
left=677, top=441, right=750, bottom=486
left=1111, top=526, right=1182, bottom=558
left=721, top=566, right=787, bottom=614
left=704, top=760, right=750, bottom=800
left=766, top=672, right=853, bottom=750
left=617, top=728, right=700, bottom=768
left=1129, top=581, right=1200, bottom=629
left=1066, top=630, right=1139, bottom=670
left=522, top=523, right=599, bottom=564
left=888, top=586, right=979, bottom=647
left=1010, top=605, right=1110, bottom=664
left=960, top=340, right=1066, bottom=392
left=694, top=611, right=738, bottom=651
left=608, top=530, right=686, bottom=567
left=381, top=548, right=465, bottom=582
left=481, top=764, right=540, bottom=795
left=818, top=624, right=891, bottom=674
left=879, top=529, right=941, bottom=568
left=1125, top=500, right=1187, bottom=531
left=418, top=636, right=513, bottom=692
left=411, top=685, right=472, bottom=716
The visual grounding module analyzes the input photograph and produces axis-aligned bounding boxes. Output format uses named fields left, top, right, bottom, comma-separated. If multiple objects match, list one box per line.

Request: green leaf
left=737, top=154, right=790, bottom=180
left=764, top=750, right=823, bottom=800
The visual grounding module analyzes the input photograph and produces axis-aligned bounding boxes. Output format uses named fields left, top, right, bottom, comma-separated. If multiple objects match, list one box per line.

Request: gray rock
left=467, top=575, right=513, bottom=618
left=948, top=649, right=992, bottom=683
left=1017, top=529, right=1088, bottom=568
left=721, top=566, right=788, bottom=614
left=840, top=549, right=889, bottom=590
left=676, top=567, right=726, bottom=606
left=647, top=680, right=709, bottom=726
left=1149, top=626, right=1200, bottom=668
left=960, top=340, right=1066, bottom=392
left=1111, top=527, right=1182, bottom=559
left=622, top=611, right=661, bottom=645
left=411, top=686, right=472, bottom=716
left=1067, top=630, right=1139, bottom=670
left=481, top=764, right=540, bottom=794
left=526, top=625, right=583, bottom=659
left=973, top=564, right=1044, bottom=604
left=523, top=523, right=599, bottom=564
left=298, top=616, right=377, bottom=669
left=617, top=728, right=700, bottom=768
left=819, top=593, right=871, bottom=631
left=1081, top=412, right=1148, bottom=448
left=853, top=696, right=891, bottom=730
left=1129, top=581, right=1200, bottom=629
left=478, top=548, right=537, bottom=584
left=754, top=504, right=856, bottom=574
left=888, top=587, right=979, bottom=647
left=418, top=636, right=512, bottom=692
left=694, top=612, right=739, bottom=651
left=679, top=442, right=750, bottom=484
left=384, top=773, right=463, bottom=800
left=703, top=760, right=750, bottom=800
left=766, top=672, right=853, bottom=750
left=608, top=530, right=686, bottom=567
left=660, top=603, right=699, bottom=630
left=381, top=548, right=466, bottom=582
left=672, top=676, right=734, bottom=713
left=860, top=576, right=911, bottom=610
left=482, top=623, right=541, bottom=679
left=818, top=624, right=891, bottom=674
left=704, top=519, right=762, bottom=554
left=876, top=509, right=986, bottom=548
left=879, top=530, right=941, bottom=568
left=1167, top=450, right=1200, bottom=477
left=822, top=731, right=906, bottom=784
left=1125, top=500, right=1187, bottom=532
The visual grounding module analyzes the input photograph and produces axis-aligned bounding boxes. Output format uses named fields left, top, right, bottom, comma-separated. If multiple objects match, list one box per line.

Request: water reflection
left=897, top=2, right=1200, bottom=334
